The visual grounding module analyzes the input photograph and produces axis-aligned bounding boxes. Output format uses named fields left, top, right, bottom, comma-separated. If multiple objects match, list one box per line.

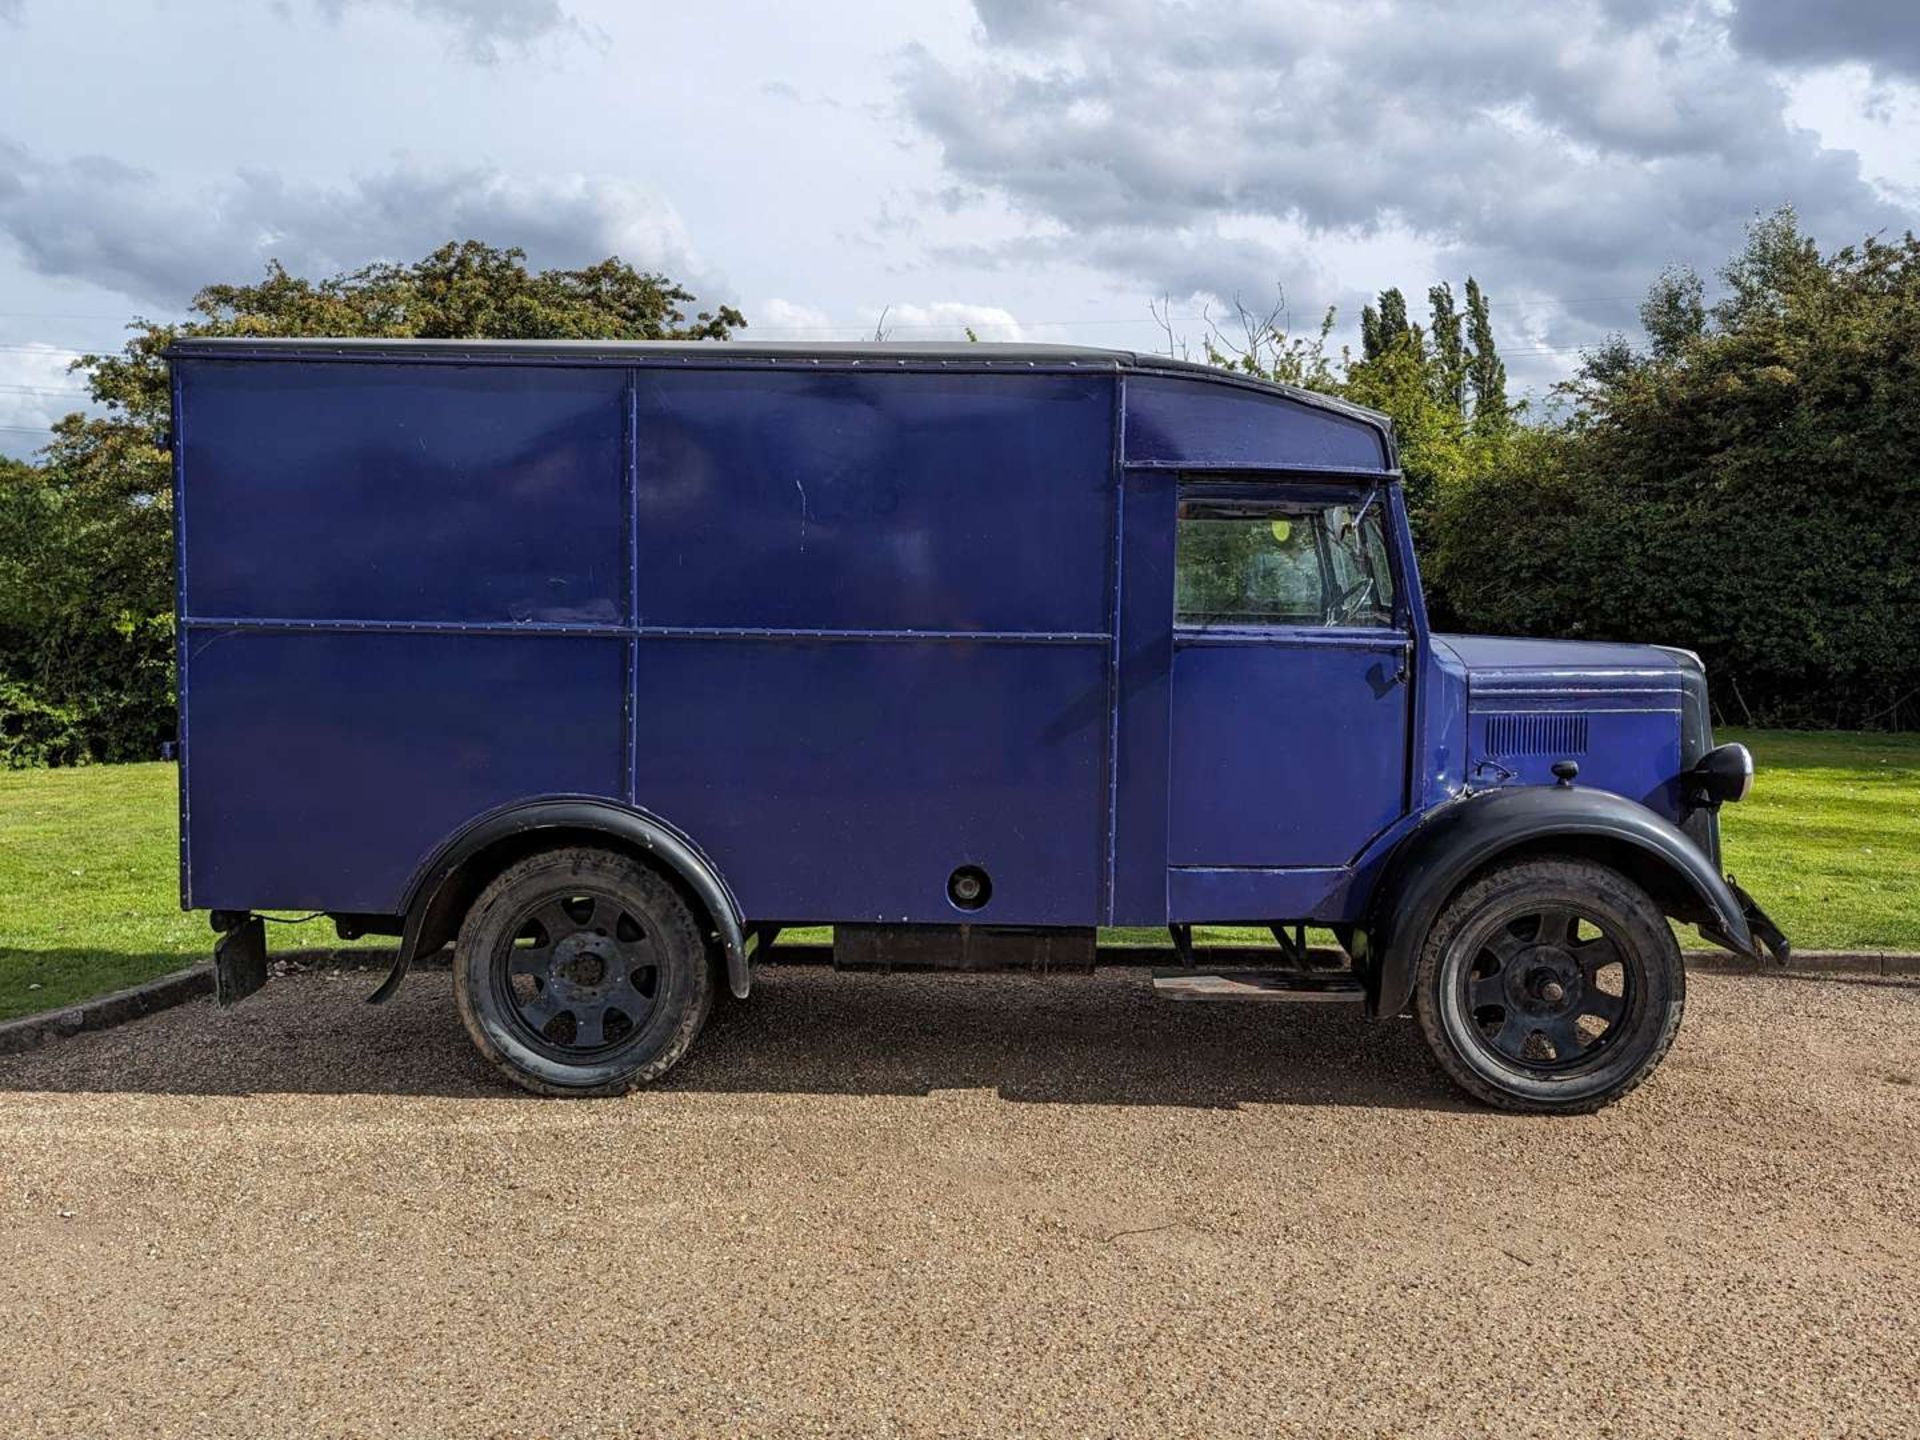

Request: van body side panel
left=630, top=369, right=1114, bottom=632
left=628, top=638, right=1108, bottom=923
left=172, top=348, right=1402, bottom=930
left=625, top=369, right=1116, bottom=924
left=175, top=358, right=631, bottom=911
left=1169, top=632, right=1412, bottom=868
left=185, top=631, right=626, bottom=911
left=179, top=361, right=630, bottom=624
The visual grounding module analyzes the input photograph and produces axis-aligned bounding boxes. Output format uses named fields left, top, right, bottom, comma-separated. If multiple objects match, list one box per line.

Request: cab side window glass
left=1175, top=497, right=1396, bottom=628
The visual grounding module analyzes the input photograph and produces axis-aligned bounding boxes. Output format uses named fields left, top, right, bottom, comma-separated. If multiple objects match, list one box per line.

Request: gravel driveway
left=1, top=964, right=1915, bottom=1439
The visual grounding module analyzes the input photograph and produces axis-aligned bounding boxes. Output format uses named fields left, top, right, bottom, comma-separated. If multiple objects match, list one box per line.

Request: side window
left=1175, top=494, right=1397, bottom=628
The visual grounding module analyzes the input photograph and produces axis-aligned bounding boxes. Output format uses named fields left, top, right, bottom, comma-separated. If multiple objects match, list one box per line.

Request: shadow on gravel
left=0, top=965, right=1468, bottom=1112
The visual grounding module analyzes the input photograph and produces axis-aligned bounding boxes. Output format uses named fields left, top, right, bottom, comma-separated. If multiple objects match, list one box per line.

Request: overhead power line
left=0, top=343, right=101, bottom=356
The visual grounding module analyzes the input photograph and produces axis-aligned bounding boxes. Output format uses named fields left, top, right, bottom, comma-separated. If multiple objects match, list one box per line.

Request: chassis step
left=1151, top=968, right=1365, bottom=1003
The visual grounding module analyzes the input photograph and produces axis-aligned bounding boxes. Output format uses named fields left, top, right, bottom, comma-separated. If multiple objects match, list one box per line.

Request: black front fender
left=1366, top=785, right=1757, bottom=1019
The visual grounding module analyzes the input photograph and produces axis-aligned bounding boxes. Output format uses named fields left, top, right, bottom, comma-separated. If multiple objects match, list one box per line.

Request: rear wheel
left=454, top=847, right=713, bottom=1097
left=1413, top=857, right=1684, bottom=1113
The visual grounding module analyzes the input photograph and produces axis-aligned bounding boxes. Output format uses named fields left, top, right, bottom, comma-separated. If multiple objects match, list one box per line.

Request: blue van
left=167, top=338, right=1785, bottom=1111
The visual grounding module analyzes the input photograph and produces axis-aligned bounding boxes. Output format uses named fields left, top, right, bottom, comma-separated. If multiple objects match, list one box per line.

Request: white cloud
left=0, top=140, right=711, bottom=307
left=900, top=0, right=1914, bottom=369
left=755, top=298, right=836, bottom=335
left=747, top=299, right=1042, bottom=343
left=4, top=0, right=1918, bottom=407
left=869, top=301, right=1028, bottom=341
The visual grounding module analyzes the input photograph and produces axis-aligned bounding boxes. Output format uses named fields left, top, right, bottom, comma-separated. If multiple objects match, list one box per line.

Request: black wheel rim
left=1457, top=904, right=1637, bottom=1072
left=493, top=888, right=664, bottom=1058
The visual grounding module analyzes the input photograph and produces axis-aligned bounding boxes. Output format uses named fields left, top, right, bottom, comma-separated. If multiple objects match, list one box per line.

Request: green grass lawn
left=0, top=764, right=381, bottom=1020
left=1, top=727, right=1915, bottom=1021
left=1710, top=729, right=1919, bottom=952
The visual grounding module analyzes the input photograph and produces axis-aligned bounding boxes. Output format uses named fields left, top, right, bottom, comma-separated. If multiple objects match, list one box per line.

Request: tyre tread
left=453, top=846, right=713, bottom=1097
left=1411, top=856, right=1685, bottom=1115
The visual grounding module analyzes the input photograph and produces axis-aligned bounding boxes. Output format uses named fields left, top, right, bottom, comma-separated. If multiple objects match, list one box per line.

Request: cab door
left=1167, top=481, right=1411, bottom=872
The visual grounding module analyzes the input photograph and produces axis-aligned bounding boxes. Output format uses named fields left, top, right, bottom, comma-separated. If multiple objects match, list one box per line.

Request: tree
left=1193, top=276, right=1516, bottom=573
left=0, top=242, right=743, bottom=764
left=1639, top=264, right=1707, bottom=359
left=1196, top=290, right=1341, bottom=394
left=1343, top=281, right=1512, bottom=545
left=1344, top=318, right=1482, bottom=544
left=1715, top=204, right=1823, bottom=332
left=1360, top=286, right=1416, bottom=361
left=1428, top=282, right=1467, bottom=411
left=1191, top=218, right=1918, bottom=726
left=1465, top=276, right=1510, bottom=434
left=0, top=424, right=175, bottom=766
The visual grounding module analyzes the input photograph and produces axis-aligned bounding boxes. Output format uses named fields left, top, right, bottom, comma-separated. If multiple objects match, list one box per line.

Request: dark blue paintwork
left=168, top=338, right=1740, bottom=955
left=631, top=369, right=1115, bottom=632
left=179, top=362, right=629, bottom=624
left=1169, top=631, right=1410, bottom=868
left=1124, top=373, right=1391, bottom=473
left=629, top=637, right=1109, bottom=924
left=185, top=629, right=626, bottom=910
left=1106, top=470, right=1178, bottom=925
left=1439, top=635, right=1695, bottom=817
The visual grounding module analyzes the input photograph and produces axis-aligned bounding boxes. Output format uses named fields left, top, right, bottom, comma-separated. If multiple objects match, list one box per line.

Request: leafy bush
left=1433, top=212, right=1920, bottom=728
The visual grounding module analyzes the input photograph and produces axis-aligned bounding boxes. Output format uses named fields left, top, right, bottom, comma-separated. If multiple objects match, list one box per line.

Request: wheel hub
left=495, top=887, right=671, bottom=1059
left=548, top=933, right=620, bottom=1001
left=1507, top=945, right=1581, bottom=1016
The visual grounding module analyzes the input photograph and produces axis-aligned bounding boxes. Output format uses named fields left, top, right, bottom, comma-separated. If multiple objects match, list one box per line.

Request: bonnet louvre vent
left=1486, top=713, right=1589, bottom=758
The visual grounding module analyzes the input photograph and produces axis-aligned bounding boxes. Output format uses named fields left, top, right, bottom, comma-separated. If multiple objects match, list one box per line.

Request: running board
left=1151, top=969, right=1365, bottom=1003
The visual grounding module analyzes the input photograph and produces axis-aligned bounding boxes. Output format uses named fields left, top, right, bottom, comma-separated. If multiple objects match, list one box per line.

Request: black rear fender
left=369, top=799, right=749, bottom=1005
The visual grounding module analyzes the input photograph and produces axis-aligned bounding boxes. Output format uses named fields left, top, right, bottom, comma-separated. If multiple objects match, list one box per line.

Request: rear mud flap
left=213, top=916, right=269, bottom=1007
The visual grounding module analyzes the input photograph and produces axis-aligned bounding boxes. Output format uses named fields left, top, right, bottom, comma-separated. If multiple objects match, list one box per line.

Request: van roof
left=164, top=336, right=1394, bottom=438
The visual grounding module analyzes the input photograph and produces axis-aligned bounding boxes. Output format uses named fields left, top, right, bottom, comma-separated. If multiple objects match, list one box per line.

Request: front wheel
left=454, top=847, right=714, bottom=1097
left=1413, top=857, right=1684, bottom=1114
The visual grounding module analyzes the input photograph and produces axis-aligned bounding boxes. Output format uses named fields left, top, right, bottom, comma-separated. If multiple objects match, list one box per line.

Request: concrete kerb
left=0, top=965, right=215, bottom=1057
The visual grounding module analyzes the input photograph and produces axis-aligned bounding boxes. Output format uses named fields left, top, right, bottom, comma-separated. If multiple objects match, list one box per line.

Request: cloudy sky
left=2, top=0, right=1917, bottom=456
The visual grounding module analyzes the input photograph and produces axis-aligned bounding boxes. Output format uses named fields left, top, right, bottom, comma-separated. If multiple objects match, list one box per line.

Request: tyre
left=453, top=847, right=714, bottom=1097
left=1412, top=857, right=1684, bottom=1114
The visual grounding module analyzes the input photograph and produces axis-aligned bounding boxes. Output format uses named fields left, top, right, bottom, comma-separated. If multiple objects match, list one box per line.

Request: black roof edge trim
left=162, top=336, right=1396, bottom=454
